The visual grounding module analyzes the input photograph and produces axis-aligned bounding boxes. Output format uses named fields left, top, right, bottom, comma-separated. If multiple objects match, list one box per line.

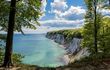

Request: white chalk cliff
left=46, top=33, right=89, bottom=62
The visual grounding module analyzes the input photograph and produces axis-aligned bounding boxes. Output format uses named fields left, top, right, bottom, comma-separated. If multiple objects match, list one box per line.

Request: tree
left=82, top=0, right=98, bottom=53
left=0, top=0, right=41, bottom=32
left=109, top=0, right=110, bottom=5
left=93, top=0, right=98, bottom=53
left=3, top=0, right=16, bottom=67
left=83, top=0, right=107, bottom=53
left=0, top=0, right=41, bottom=67
left=83, top=0, right=110, bottom=56
left=98, top=16, right=110, bottom=55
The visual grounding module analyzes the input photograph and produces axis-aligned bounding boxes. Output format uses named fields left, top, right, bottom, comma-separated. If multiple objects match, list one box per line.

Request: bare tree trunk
left=109, top=0, right=110, bottom=5
left=93, top=0, right=98, bottom=53
left=2, top=0, right=16, bottom=67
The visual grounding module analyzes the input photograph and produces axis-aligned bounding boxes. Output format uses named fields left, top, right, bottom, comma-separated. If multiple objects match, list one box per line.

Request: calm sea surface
left=13, top=34, right=66, bottom=67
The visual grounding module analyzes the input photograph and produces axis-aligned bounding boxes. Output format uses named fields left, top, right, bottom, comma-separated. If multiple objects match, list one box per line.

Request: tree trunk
left=93, top=0, right=98, bottom=53
left=2, top=0, right=16, bottom=67
left=109, top=0, right=110, bottom=5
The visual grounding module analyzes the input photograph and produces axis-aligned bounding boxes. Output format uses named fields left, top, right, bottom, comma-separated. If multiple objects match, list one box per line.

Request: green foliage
left=12, top=53, right=24, bottom=64
left=83, top=0, right=110, bottom=58
left=100, top=0, right=110, bottom=9
left=0, top=0, right=41, bottom=32
left=0, top=48, right=4, bottom=64
left=47, top=29, right=82, bottom=42
left=0, top=47, right=24, bottom=64
left=98, top=16, right=110, bottom=54
left=0, top=34, right=23, bottom=64
left=82, top=13, right=102, bottom=53
left=82, top=15, right=110, bottom=54
left=0, top=34, right=6, bottom=41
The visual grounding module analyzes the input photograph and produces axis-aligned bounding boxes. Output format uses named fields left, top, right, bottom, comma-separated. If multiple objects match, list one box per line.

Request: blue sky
left=20, top=0, right=87, bottom=34
left=19, top=0, right=110, bottom=33
left=0, top=0, right=109, bottom=34
left=40, top=0, right=86, bottom=20
left=32, top=0, right=86, bottom=33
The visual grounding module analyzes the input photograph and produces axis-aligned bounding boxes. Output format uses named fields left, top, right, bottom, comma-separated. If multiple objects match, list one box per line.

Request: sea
left=12, top=34, right=67, bottom=67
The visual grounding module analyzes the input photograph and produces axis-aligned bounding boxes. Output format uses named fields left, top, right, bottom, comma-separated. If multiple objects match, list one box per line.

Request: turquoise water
left=13, top=34, right=66, bottom=67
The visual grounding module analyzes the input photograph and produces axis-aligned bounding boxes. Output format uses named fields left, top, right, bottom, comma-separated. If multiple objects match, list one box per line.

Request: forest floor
left=0, top=59, right=110, bottom=70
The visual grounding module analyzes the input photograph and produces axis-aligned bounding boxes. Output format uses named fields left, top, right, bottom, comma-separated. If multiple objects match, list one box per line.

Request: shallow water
left=13, top=34, right=67, bottom=67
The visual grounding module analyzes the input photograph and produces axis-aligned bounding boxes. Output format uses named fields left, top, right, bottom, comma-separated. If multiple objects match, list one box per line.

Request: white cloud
left=60, top=6, right=86, bottom=17
left=39, top=19, right=84, bottom=27
left=99, top=9, right=110, bottom=15
left=41, top=0, right=47, bottom=12
left=50, top=1, right=86, bottom=20
left=13, top=19, right=85, bottom=34
left=51, top=0, right=68, bottom=11
left=50, top=0, right=68, bottom=17
left=20, top=0, right=86, bottom=34
left=19, top=19, right=84, bottom=34
left=39, top=0, right=47, bottom=19
left=39, top=19, right=84, bottom=24
left=52, top=10, right=62, bottom=15
left=21, top=26, right=49, bottom=34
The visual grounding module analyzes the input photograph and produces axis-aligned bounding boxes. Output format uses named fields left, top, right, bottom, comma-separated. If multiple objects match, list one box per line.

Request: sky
left=2, top=0, right=110, bottom=34
left=23, top=0, right=87, bottom=34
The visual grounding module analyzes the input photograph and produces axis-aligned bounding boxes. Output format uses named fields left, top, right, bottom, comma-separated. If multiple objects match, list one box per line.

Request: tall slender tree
left=83, top=0, right=98, bottom=53
left=82, top=0, right=93, bottom=53
left=0, top=0, right=42, bottom=67
left=93, top=0, right=98, bottom=53
left=2, top=0, right=16, bottom=67
left=109, top=0, right=110, bottom=5
left=83, top=0, right=109, bottom=54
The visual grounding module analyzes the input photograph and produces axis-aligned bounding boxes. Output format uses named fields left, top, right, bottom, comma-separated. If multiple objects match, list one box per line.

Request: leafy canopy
left=0, top=0, right=42, bottom=33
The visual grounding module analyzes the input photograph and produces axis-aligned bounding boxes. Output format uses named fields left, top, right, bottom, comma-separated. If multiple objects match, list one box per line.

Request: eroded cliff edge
left=46, top=29, right=89, bottom=63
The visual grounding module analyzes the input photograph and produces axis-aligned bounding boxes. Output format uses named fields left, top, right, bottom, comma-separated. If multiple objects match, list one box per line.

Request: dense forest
left=0, top=0, right=110, bottom=70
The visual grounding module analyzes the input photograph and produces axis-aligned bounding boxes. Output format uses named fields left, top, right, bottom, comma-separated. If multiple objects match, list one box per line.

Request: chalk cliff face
left=66, top=38, right=81, bottom=54
left=46, top=33, right=82, bottom=55
left=46, top=32, right=89, bottom=62
left=46, top=34, right=65, bottom=45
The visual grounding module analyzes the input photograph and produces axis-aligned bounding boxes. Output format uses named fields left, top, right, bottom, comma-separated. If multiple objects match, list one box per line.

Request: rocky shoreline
left=46, top=31, right=89, bottom=63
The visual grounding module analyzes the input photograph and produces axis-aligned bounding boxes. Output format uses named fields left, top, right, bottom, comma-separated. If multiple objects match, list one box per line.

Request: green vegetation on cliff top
left=47, top=29, right=82, bottom=42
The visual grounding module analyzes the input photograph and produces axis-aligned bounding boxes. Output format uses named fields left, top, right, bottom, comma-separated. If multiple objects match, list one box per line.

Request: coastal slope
left=46, top=29, right=89, bottom=63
